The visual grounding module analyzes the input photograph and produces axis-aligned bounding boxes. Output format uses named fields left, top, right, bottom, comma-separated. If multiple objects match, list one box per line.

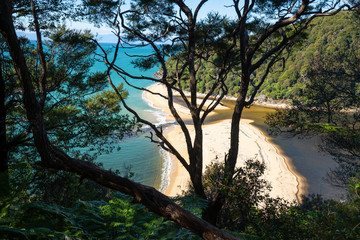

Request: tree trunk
left=202, top=192, right=225, bottom=225
left=326, top=101, right=333, bottom=124
left=201, top=96, right=245, bottom=226
left=0, top=69, right=9, bottom=198
left=190, top=123, right=207, bottom=199
left=203, top=72, right=250, bottom=225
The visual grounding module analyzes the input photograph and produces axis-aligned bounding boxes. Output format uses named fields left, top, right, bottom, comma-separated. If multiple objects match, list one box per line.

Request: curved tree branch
left=31, top=0, right=47, bottom=110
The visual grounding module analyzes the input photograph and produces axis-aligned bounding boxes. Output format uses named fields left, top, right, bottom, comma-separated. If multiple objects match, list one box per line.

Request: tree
left=0, top=10, right=135, bottom=202
left=199, top=159, right=277, bottom=232
left=0, top=50, right=8, bottom=197
left=97, top=0, right=357, bottom=225
left=0, top=1, right=239, bottom=239
left=1, top=0, right=359, bottom=239
left=0, top=0, right=142, bottom=211
left=0, top=193, right=202, bottom=239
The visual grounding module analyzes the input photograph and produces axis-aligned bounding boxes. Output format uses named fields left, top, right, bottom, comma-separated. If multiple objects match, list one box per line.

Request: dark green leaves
left=0, top=193, right=199, bottom=239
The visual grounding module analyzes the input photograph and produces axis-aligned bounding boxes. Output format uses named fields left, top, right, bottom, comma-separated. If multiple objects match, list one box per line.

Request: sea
left=92, top=43, right=170, bottom=192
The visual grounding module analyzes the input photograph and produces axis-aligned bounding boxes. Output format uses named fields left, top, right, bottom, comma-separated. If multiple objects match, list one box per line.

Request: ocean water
left=93, top=43, right=170, bottom=191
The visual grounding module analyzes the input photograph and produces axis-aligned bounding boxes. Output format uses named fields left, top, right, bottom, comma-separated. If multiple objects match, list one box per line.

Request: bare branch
left=246, top=54, right=282, bottom=106
left=31, top=0, right=47, bottom=110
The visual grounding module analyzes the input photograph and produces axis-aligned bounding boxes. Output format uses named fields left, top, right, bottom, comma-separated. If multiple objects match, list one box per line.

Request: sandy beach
left=144, top=83, right=301, bottom=202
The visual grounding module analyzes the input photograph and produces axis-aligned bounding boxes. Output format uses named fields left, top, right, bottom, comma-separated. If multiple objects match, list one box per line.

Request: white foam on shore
left=141, top=90, right=169, bottom=126
left=158, top=147, right=172, bottom=193
left=141, top=87, right=173, bottom=193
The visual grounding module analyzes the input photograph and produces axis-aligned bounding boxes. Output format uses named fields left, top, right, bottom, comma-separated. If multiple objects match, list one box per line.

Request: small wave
left=140, top=121, right=176, bottom=133
left=141, top=89, right=170, bottom=124
left=158, top=147, right=172, bottom=193
left=144, top=109, right=167, bottom=126
left=142, top=90, right=155, bottom=108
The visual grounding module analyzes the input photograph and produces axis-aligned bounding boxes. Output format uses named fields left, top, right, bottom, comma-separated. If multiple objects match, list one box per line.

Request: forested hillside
left=260, top=10, right=360, bottom=100
left=164, top=11, right=360, bottom=100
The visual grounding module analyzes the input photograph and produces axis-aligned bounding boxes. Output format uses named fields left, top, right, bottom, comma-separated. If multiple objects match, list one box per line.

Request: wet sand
left=271, top=135, right=344, bottom=199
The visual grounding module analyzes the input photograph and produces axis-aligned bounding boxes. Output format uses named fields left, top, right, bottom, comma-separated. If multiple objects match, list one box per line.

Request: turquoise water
left=93, top=44, right=167, bottom=190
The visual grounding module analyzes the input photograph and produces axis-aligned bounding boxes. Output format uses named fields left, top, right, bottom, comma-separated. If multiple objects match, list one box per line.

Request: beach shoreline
left=143, top=83, right=303, bottom=201
left=252, top=125, right=308, bottom=201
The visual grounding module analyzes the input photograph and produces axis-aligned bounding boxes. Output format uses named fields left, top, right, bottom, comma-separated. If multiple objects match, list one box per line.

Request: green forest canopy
left=165, top=10, right=360, bottom=100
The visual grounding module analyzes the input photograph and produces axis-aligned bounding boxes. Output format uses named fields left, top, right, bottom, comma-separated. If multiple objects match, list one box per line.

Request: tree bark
left=0, top=68, right=9, bottom=198
left=190, top=124, right=207, bottom=199
left=202, top=192, right=225, bottom=225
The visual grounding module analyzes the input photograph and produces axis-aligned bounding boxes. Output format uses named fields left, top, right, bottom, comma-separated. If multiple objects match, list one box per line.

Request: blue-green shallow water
left=92, top=44, right=167, bottom=190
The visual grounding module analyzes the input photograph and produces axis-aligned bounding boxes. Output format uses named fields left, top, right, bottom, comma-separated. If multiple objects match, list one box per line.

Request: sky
left=19, top=0, right=240, bottom=43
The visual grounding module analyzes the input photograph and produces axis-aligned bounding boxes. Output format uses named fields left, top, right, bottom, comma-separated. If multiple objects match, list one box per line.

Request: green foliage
left=259, top=10, right=360, bottom=100
left=348, top=176, right=360, bottom=203
left=0, top=193, right=199, bottom=240
left=10, top=0, right=118, bottom=30
left=247, top=194, right=360, bottom=240
left=266, top=107, right=360, bottom=187
left=197, top=160, right=360, bottom=239
left=199, top=159, right=286, bottom=232
left=0, top=161, right=200, bottom=240
left=1, top=23, right=137, bottom=220
left=164, top=11, right=360, bottom=100
left=76, top=0, right=119, bottom=26
left=264, top=11, right=360, bottom=187
left=10, top=0, right=77, bottom=31
left=266, top=52, right=360, bottom=186
left=2, top=25, right=136, bottom=162
left=172, top=194, right=208, bottom=219
left=125, top=0, right=177, bottom=44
